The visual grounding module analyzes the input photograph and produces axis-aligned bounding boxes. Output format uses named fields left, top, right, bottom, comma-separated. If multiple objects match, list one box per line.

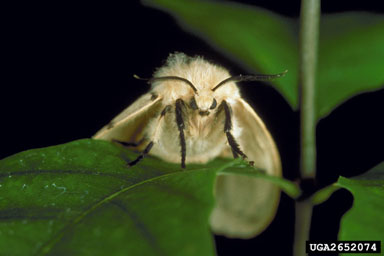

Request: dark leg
left=126, top=105, right=171, bottom=167
left=128, top=142, right=154, bottom=166
left=222, top=100, right=247, bottom=159
left=113, top=138, right=144, bottom=147
left=175, top=99, right=186, bottom=168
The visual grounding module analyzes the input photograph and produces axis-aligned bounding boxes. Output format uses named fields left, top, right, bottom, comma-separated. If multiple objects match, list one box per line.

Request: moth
left=93, top=52, right=284, bottom=238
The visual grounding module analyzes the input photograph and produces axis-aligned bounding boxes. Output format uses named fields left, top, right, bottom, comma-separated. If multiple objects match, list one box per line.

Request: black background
left=2, top=1, right=384, bottom=255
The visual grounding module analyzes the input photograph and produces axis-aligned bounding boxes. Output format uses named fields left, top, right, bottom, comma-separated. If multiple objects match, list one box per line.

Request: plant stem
left=300, top=0, right=319, bottom=179
left=294, top=200, right=313, bottom=256
left=294, top=0, right=320, bottom=256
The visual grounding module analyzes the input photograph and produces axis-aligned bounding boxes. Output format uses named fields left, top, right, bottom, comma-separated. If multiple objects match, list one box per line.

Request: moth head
left=136, top=73, right=219, bottom=116
left=189, top=93, right=217, bottom=116
left=135, top=53, right=287, bottom=115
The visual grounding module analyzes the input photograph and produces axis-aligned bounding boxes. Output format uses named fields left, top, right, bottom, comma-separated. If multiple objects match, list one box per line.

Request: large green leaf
left=142, top=0, right=384, bottom=119
left=0, top=139, right=218, bottom=256
left=0, top=139, right=299, bottom=255
left=317, top=13, right=384, bottom=119
left=337, top=162, right=384, bottom=255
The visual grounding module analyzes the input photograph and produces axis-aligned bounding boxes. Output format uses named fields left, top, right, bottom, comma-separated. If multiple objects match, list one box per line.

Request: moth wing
left=93, top=93, right=163, bottom=143
left=210, top=98, right=282, bottom=238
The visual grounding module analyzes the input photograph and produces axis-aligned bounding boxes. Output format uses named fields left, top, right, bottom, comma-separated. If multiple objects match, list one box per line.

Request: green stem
left=294, top=0, right=320, bottom=256
left=294, top=200, right=313, bottom=256
left=300, top=0, right=319, bottom=179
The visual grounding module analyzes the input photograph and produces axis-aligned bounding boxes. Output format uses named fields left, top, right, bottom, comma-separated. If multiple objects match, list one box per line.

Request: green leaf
left=0, top=139, right=218, bottom=256
left=218, top=164, right=301, bottom=199
left=142, top=0, right=384, bottom=119
left=310, top=184, right=341, bottom=205
left=317, top=13, right=384, bottom=119
left=0, top=139, right=301, bottom=255
left=337, top=162, right=384, bottom=254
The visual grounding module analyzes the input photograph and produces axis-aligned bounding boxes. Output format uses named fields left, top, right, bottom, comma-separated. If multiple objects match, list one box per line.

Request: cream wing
left=210, top=98, right=282, bottom=238
left=93, top=93, right=163, bottom=144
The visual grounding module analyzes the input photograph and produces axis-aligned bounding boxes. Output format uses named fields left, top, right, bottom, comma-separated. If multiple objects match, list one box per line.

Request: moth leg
left=175, top=99, right=186, bottom=168
left=128, top=142, right=154, bottom=166
left=112, top=138, right=145, bottom=147
left=128, top=105, right=171, bottom=167
left=222, top=100, right=248, bottom=159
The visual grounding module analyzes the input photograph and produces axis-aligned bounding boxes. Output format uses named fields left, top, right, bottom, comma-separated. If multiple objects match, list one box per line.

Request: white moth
left=93, top=52, right=284, bottom=238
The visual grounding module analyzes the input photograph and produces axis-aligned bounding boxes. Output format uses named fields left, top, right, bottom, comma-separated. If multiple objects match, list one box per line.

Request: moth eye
left=210, top=98, right=217, bottom=109
left=190, top=97, right=198, bottom=110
